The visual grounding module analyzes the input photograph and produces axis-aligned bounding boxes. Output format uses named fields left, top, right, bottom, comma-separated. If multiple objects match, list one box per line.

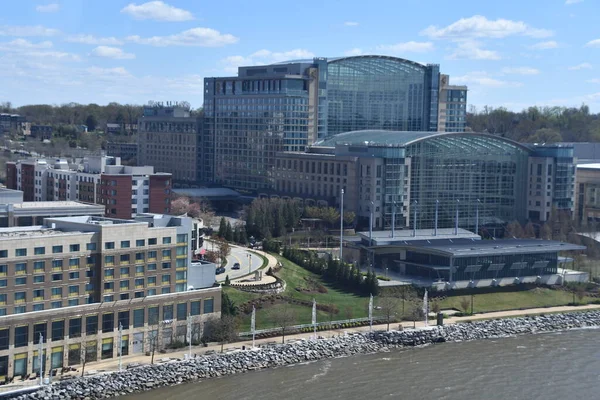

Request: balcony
left=33, top=296, right=44, bottom=302
left=51, top=294, right=61, bottom=300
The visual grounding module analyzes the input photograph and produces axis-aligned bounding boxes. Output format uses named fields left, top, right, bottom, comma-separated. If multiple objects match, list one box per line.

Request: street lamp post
left=340, top=188, right=344, bottom=261
left=247, top=253, right=252, bottom=275
left=369, top=201, right=374, bottom=272
left=118, top=323, right=123, bottom=372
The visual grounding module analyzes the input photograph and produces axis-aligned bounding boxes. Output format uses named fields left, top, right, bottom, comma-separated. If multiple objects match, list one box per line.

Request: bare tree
left=80, top=342, right=97, bottom=377
left=459, top=297, right=470, bottom=315
left=204, top=315, right=238, bottom=353
left=378, top=296, right=402, bottom=331
left=269, top=305, right=297, bottom=344
left=147, top=327, right=159, bottom=364
left=216, top=240, right=231, bottom=266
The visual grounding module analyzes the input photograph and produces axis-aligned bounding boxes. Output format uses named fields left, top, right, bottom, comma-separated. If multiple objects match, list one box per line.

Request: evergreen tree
left=218, top=217, right=227, bottom=238
left=233, top=226, right=240, bottom=244
left=224, top=275, right=230, bottom=286
left=225, top=222, right=234, bottom=242
left=239, top=226, right=248, bottom=245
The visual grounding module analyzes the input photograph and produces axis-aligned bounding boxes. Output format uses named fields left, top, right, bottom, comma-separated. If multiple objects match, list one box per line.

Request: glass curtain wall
left=407, top=134, right=530, bottom=230
left=327, top=56, right=431, bottom=136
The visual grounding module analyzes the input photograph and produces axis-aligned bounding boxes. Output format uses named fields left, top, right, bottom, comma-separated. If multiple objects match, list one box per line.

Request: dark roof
left=397, top=238, right=585, bottom=257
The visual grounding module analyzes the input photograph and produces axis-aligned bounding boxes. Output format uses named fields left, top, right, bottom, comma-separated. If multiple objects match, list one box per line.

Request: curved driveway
left=203, top=240, right=263, bottom=281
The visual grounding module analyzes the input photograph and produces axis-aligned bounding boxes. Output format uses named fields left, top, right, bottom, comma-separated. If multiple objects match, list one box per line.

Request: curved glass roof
left=270, top=55, right=426, bottom=71
left=314, top=130, right=531, bottom=153
left=328, top=55, right=426, bottom=74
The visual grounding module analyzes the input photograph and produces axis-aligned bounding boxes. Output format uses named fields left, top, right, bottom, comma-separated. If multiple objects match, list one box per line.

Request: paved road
left=202, top=240, right=262, bottom=281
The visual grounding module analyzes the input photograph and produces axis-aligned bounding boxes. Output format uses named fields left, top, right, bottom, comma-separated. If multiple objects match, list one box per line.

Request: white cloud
left=344, top=21, right=359, bottom=27
left=452, top=71, right=522, bottom=87
left=344, top=48, right=364, bottom=56
left=87, top=66, right=131, bottom=77
left=0, top=39, right=53, bottom=50
left=447, top=41, right=501, bottom=60
left=529, top=40, right=559, bottom=50
left=0, top=39, right=80, bottom=61
left=126, top=27, right=238, bottom=47
left=569, top=62, right=592, bottom=70
left=375, top=41, right=434, bottom=54
left=36, top=3, right=59, bottom=13
left=121, top=1, right=194, bottom=22
left=0, top=25, right=60, bottom=37
left=587, top=78, right=600, bottom=84
left=221, top=49, right=314, bottom=73
left=421, top=15, right=553, bottom=39
left=566, top=0, right=583, bottom=4
left=66, top=34, right=124, bottom=46
left=502, top=67, right=540, bottom=75
left=91, top=46, right=135, bottom=60
left=586, top=39, right=600, bottom=47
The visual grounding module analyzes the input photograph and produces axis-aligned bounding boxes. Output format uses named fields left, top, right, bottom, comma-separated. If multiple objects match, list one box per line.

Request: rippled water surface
left=126, top=328, right=600, bottom=400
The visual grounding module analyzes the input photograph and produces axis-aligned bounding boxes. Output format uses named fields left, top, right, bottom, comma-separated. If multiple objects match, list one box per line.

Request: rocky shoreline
left=10, top=311, right=600, bottom=400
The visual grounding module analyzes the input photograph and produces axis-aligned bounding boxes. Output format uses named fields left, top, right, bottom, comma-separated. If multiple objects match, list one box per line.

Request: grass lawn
left=436, top=287, right=597, bottom=314
left=225, top=255, right=370, bottom=331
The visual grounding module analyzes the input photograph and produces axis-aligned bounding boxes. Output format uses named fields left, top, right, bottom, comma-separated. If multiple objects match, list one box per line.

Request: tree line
left=282, top=247, right=379, bottom=296
left=245, top=198, right=356, bottom=240
left=467, top=104, right=600, bottom=143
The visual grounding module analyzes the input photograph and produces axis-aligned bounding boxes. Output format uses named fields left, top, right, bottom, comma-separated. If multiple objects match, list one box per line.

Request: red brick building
left=6, top=156, right=172, bottom=219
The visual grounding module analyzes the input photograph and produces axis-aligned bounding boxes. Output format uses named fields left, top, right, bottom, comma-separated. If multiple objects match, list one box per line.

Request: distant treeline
left=467, top=105, right=600, bottom=143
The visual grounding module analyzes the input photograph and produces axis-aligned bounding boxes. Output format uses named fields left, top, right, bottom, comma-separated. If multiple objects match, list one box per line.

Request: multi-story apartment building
left=526, top=144, right=576, bottom=222
left=575, top=163, right=600, bottom=226
left=137, top=103, right=200, bottom=183
left=6, top=156, right=172, bottom=219
left=203, top=55, right=467, bottom=191
left=29, top=125, right=53, bottom=141
left=0, top=214, right=218, bottom=381
left=0, top=113, right=25, bottom=135
left=272, top=131, right=575, bottom=231
left=106, top=142, right=138, bottom=164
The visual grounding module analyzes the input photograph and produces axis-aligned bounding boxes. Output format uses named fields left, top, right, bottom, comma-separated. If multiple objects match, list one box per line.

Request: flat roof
left=359, top=228, right=480, bottom=245
left=0, top=225, right=84, bottom=238
left=13, top=201, right=104, bottom=209
left=402, top=238, right=586, bottom=257
left=577, top=163, right=600, bottom=170
left=173, top=188, right=241, bottom=199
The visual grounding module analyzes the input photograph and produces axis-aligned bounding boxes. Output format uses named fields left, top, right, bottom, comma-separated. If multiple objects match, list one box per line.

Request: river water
left=126, top=328, right=600, bottom=400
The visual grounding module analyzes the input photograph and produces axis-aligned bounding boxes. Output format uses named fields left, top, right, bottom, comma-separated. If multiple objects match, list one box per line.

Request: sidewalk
left=55, top=303, right=600, bottom=377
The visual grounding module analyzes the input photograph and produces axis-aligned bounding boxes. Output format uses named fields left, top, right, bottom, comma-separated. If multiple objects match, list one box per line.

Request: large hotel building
left=0, top=214, right=219, bottom=383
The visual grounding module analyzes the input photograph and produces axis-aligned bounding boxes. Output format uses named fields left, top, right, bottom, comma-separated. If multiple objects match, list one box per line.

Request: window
left=162, top=249, right=171, bottom=259
left=162, top=237, right=171, bottom=245
left=0, top=294, right=5, bottom=305
left=120, top=266, right=130, bottom=277
left=104, top=281, right=114, bottom=291
left=51, top=287, right=62, bottom=298
left=176, top=234, right=187, bottom=243
left=147, top=263, right=157, bottom=271
left=15, top=291, right=26, bottom=303
left=163, top=304, right=173, bottom=320
left=135, top=252, right=144, bottom=263
left=0, top=328, right=8, bottom=350
left=136, top=265, right=144, bottom=275
left=34, top=247, right=45, bottom=255
left=120, top=280, right=129, bottom=290
left=148, top=250, right=157, bottom=260
left=0, top=265, right=6, bottom=276
left=33, top=323, right=47, bottom=344
left=52, top=273, right=62, bottom=282
left=190, top=301, right=201, bottom=316
left=120, top=293, right=129, bottom=300
left=105, top=242, right=115, bottom=250
left=51, top=301, right=62, bottom=309
left=16, top=263, right=27, bottom=274
left=33, top=289, right=44, bottom=300
left=86, top=255, right=96, bottom=265
left=135, top=278, right=144, bottom=288
left=104, top=295, right=114, bottom=302
left=162, top=274, right=171, bottom=284
left=162, top=262, right=171, bottom=270
left=118, top=311, right=130, bottom=330
left=176, top=246, right=187, bottom=256
left=148, top=238, right=157, bottom=245
left=52, top=245, right=63, bottom=254
left=148, top=276, right=156, bottom=286
left=86, top=243, right=97, bottom=251
left=33, top=304, right=44, bottom=311
left=105, top=255, right=115, bottom=265
left=102, top=313, right=114, bottom=333
left=34, top=275, right=45, bottom=283
left=15, top=248, right=27, bottom=257
left=34, top=261, right=45, bottom=272
left=68, top=299, right=79, bottom=307
left=86, top=315, right=98, bottom=335
left=134, top=291, right=144, bottom=298
left=136, top=239, right=145, bottom=247
left=14, top=306, right=26, bottom=314
left=0, top=250, right=7, bottom=258
left=51, top=320, right=65, bottom=341
left=69, top=244, right=80, bottom=252
left=176, top=303, right=187, bottom=320
left=52, top=260, right=62, bottom=270
left=204, top=298, right=214, bottom=314
left=69, top=258, right=80, bottom=268
left=133, top=309, right=145, bottom=328
left=14, top=326, right=29, bottom=348
left=147, top=289, right=156, bottom=296
left=121, top=240, right=130, bottom=249
left=176, top=271, right=186, bottom=281
left=120, top=254, right=130, bottom=264
left=0, top=279, right=5, bottom=287
left=68, top=285, right=79, bottom=296
left=104, top=268, right=114, bottom=278
left=69, top=317, right=82, bottom=338
left=15, top=277, right=26, bottom=285
left=176, top=258, right=186, bottom=268
left=148, top=306, right=159, bottom=325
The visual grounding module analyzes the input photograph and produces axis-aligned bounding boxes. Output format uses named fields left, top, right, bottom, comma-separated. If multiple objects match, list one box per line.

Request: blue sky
left=1, top=0, right=600, bottom=111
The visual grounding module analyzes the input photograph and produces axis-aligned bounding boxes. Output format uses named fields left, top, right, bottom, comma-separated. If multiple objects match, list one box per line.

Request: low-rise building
left=106, top=142, right=138, bottom=163
left=29, top=125, right=53, bottom=141
left=6, top=156, right=172, bottom=219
